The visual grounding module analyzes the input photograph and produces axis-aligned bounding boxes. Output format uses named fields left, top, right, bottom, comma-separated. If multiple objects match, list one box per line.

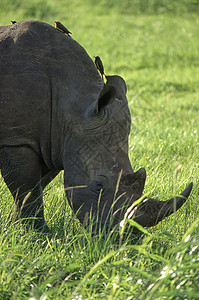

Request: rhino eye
left=95, top=181, right=103, bottom=191
left=89, top=181, right=104, bottom=193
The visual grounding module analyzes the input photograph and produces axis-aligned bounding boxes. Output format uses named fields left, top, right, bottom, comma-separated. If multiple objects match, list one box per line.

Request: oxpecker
left=54, top=21, right=72, bottom=36
left=94, top=56, right=106, bottom=80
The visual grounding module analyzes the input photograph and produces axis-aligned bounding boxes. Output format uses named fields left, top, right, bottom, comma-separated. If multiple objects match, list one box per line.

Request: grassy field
left=0, top=0, right=199, bottom=299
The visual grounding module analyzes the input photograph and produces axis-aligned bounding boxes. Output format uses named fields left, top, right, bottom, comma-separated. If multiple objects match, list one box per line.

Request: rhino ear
left=95, top=84, right=116, bottom=114
left=106, top=75, right=127, bottom=100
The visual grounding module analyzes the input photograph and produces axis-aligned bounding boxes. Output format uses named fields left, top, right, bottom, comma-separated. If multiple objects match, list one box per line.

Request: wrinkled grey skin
left=0, top=21, right=193, bottom=233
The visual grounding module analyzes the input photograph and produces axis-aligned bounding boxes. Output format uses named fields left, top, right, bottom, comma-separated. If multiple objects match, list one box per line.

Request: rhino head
left=63, top=74, right=192, bottom=234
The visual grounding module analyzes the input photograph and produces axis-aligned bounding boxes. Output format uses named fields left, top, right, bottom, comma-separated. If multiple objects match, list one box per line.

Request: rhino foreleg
left=0, top=146, right=48, bottom=230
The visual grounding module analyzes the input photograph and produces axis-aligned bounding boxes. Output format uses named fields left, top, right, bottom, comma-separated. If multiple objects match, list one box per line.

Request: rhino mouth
left=65, top=168, right=193, bottom=234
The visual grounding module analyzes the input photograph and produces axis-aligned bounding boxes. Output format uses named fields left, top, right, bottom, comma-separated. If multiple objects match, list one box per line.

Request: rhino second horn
left=133, top=182, right=193, bottom=229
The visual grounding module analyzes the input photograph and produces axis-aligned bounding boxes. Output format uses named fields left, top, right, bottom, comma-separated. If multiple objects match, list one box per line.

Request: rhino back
left=0, top=20, right=101, bottom=168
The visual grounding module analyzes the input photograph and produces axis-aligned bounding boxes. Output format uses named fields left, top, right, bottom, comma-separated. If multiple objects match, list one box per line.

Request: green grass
left=1, top=0, right=199, bottom=299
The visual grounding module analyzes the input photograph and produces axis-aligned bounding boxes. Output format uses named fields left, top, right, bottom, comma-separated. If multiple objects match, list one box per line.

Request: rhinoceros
left=0, top=20, right=193, bottom=233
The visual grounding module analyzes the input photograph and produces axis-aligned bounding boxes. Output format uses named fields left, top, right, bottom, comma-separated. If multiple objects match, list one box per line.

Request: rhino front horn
left=157, top=182, right=193, bottom=220
left=133, top=182, right=193, bottom=229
